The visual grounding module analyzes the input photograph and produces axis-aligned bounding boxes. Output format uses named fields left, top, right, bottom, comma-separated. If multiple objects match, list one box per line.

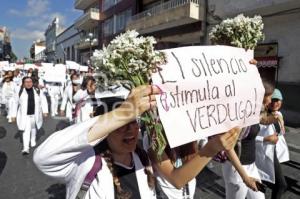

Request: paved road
left=0, top=115, right=299, bottom=199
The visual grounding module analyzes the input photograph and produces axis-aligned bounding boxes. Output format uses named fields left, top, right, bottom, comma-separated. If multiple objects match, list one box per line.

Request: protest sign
left=79, top=65, right=88, bottom=72
left=66, top=61, right=80, bottom=70
left=151, top=46, right=265, bottom=148
left=43, top=64, right=66, bottom=82
left=0, top=61, right=9, bottom=71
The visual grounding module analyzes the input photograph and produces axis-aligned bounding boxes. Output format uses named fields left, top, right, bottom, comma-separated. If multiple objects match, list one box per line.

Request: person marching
left=60, top=73, right=81, bottom=123
left=13, top=68, right=23, bottom=88
left=1, top=71, right=18, bottom=123
left=73, top=76, right=101, bottom=123
left=220, top=78, right=275, bottom=199
left=12, top=76, right=48, bottom=154
left=256, top=88, right=289, bottom=199
left=34, top=85, right=240, bottom=199
left=149, top=130, right=239, bottom=199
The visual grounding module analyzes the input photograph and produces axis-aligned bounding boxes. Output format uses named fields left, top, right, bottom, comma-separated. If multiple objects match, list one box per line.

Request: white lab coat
left=276, top=134, right=290, bottom=163
left=13, top=88, right=48, bottom=131
left=222, top=161, right=265, bottom=199
left=33, top=117, right=157, bottom=199
left=156, top=172, right=196, bottom=199
left=73, top=89, right=101, bottom=123
left=1, top=81, right=17, bottom=104
left=2, top=81, right=18, bottom=119
left=275, top=111, right=290, bottom=163
left=60, top=85, right=75, bottom=121
left=13, top=75, right=22, bottom=88
left=255, top=124, right=276, bottom=183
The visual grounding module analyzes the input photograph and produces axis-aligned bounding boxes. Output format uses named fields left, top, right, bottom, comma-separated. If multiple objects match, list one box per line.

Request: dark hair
left=70, top=73, right=79, bottom=81
left=81, top=76, right=95, bottom=90
left=19, top=77, right=35, bottom=96
left=93, top=96, right=155, bottom=198
left=21, top=76, right=33, bottom=86
left=164, top=141, right=198, bottom=164
left=95, top=140, right=155, bottom=199
left=94, top=97, right=124, bottom=117
left=262, top=78, right=275, bottom=96
left=2, top=76, right=13, bottom=83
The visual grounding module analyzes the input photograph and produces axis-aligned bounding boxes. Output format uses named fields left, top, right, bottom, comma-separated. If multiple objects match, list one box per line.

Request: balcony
left=75, top=8, right=100, bottom=30
left=75, top=0, right=98, bottom=10
left=127, top=0, right=204, bottom=34
left=75, top=38, right=99, bottom=50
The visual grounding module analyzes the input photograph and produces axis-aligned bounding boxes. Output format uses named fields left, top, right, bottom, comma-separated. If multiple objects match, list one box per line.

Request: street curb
left=288, top=143, right=300, bottom=153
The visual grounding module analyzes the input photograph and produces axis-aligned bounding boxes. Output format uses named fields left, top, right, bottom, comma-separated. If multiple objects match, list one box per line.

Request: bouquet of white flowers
left=209, top=14, right=264, bottom=49
left=92, top=30, right=168, bottom=157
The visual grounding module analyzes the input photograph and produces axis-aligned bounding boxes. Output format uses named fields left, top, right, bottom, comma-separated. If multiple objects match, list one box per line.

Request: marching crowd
left=0, top=64, right=291, bottom=199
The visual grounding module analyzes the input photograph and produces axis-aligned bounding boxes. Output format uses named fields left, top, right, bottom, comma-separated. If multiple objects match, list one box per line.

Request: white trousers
left=222, top=161, right=265, bottom=199
left=4, top=97, right=14, bottom=119
left=22, top=115, right=37, bottom=151
left=49, top=86, right=60, bottom=116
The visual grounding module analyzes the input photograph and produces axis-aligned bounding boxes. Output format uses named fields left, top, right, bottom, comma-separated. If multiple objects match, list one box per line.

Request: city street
left=0, top=114, right=300, bottom=199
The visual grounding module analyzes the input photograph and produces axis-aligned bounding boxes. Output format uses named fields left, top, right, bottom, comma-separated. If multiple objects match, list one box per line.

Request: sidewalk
left=285, top=127, right=300, bottom=153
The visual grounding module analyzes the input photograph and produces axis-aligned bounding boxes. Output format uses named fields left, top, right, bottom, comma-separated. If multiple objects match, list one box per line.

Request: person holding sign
left=34, top=85, right=159, bottom=199
left=149, top=128, right=239, bottom=199
left=34, top=85, right=241, bottom=199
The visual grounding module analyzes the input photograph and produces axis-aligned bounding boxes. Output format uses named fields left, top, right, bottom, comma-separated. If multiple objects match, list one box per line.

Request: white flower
left=209, top=14, right=264, bottom=49
left=91, top=30, right=167, bottom=89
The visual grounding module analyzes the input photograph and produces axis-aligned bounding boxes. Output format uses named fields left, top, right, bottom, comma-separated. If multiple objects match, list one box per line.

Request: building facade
left=45, top=18, right=64, bottom=63
left=30, top=40, right=46, bottom=62
left=100, top=0, right=138, bottom=46
left=127, top=0, right=205, bottom=49
left=56, top=24, right=81, bottom=63
left=0, top=27, right=12, bottom=61
left=207, top=0, right=300, bottom=125
left=74, top=0, right=101, bottom=64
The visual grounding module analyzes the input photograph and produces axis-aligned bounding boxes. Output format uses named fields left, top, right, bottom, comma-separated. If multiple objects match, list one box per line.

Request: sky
left=0, top=0, right=81, bottom=59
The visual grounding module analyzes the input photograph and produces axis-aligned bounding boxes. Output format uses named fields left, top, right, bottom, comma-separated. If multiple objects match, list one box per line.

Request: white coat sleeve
left=11, top=89, right=20, bottom=118
left=73, top=89, right=89, bottom=103
left=1, top=83, right=7, bottom=103
left=60, top=87, right=68, bottom=111
left=33, top=117, right=103, bottom=181
left=40, top=93, right=49, bottom=114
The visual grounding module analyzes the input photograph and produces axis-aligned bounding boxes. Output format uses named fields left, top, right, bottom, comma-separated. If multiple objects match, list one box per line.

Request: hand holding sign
left=152, top=46, right=265, bottom=148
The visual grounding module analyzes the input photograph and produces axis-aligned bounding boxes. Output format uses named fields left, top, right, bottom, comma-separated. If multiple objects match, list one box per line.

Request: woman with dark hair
left=34, top=85, right=239, bottom=199
left=73, top=76, right=101, bottom=123
left=12, top=76, right=48, bottom=154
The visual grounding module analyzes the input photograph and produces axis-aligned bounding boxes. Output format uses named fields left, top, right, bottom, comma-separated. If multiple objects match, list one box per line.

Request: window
left=116, top=9, right=132, bottom=33
left=103, top=17, right=114, bottom=37
left=72, top=46, right=75, bottom=61
left=102, top=0, right=123, bottom=11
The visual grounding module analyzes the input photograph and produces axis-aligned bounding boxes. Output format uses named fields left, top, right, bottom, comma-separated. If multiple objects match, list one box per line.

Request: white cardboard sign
left=43, top=64, right=66, bottom=82
left=152, top=46, right=265, bottom=148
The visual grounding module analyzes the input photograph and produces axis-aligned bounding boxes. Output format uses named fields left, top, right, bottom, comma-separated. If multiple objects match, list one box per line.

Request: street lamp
left=5, top=54, right=11, bottom=61
left=85, top=32, right=98, bottom=65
